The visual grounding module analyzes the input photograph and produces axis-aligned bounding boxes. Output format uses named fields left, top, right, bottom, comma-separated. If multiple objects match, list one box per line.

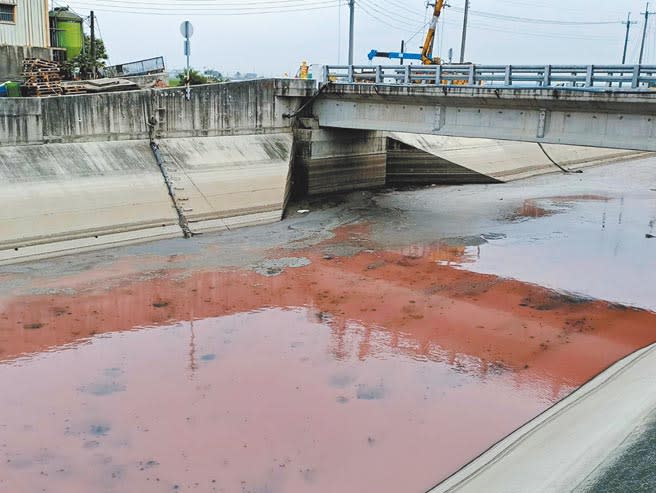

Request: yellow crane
left=420, top=0, right=446, bottom=65
left=367, top=0, right=447, bottom=65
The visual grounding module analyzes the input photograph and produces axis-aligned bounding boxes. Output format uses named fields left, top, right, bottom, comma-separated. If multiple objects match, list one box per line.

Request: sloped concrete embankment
left=387, top=133, right=648, bottom=184
left=0, top=80, right=313, bottom=264
left=430, top=343, right=656, bottom=493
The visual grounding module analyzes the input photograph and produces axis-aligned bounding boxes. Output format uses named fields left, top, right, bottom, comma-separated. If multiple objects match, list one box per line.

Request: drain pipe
left=538, top=142, right=583, bottom=174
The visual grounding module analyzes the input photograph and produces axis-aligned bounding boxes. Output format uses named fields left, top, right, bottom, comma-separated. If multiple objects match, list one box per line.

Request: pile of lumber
left=22, top=58, right=63, bottom=97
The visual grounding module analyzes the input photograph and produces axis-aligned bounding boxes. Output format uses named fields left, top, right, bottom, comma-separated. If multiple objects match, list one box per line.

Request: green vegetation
left=176, top=68, right=228, bottom=86
left=61, top=35, right=109, bottom=80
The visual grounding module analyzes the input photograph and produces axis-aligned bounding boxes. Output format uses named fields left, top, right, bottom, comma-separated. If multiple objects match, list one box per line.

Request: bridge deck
left=313, top=83, right=656, bottom=152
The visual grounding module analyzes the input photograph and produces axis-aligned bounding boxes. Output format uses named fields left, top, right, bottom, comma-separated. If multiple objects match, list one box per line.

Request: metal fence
left=100, top=56, right=166, bottom=78
left=323, top=64, right=656, bottom=90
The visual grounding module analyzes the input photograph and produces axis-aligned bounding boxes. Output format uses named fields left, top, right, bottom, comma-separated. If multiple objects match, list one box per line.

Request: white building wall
left=0, top=0, right=49, bottom=48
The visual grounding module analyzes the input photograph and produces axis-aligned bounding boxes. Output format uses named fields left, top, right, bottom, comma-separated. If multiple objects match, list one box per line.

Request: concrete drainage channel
left=429, top=343, right=656, bottom=493
left=0, top=79, right=649, bottom=265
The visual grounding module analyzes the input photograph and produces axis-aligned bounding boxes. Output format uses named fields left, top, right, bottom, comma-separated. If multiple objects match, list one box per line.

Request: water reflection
left=2, top=239, right=656, bottom=492
left=471, top=193, right=656, bottom=310
left=0, top=308, right=557, bottom=493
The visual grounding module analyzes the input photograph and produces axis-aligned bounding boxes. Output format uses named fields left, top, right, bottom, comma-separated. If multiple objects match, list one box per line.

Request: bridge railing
left=322, top=64, right=656, bottom=90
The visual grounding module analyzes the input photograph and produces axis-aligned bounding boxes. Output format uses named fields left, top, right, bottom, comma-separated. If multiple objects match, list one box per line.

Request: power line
left=450, top=6, right=623, bottom=25
left=355, top=0, right=424, bottom=32
left=65, top=0, right=344, bottom=16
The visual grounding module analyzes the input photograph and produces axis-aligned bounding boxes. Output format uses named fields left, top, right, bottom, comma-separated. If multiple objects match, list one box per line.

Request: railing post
left=586, top=65, right=594, bottom=87
left=375, top=65, right=382, bottom=84
left=404, top=65, right=411, bottom=84
left=504, top=65, right=511, bottom=86
left=543, top=65, right=551, bottom=87
left=323, top=65, right=329, bottom=83
left=436, top=64, right=442, bottom=85
left=468, top=64, right=475, bottom=85
left=348, top=65, right=355, bottom=83
left=632, top=65, right=641, bottom=89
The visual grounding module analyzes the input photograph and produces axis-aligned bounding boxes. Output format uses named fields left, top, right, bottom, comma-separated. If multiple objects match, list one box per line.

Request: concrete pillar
left=293, top=124, right=387, bottom=196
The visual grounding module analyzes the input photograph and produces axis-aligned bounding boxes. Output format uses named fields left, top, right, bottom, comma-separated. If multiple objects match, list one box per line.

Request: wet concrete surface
left=0, top=159, right=655, bottom=492
left=579, top=411, right=656, bottom=493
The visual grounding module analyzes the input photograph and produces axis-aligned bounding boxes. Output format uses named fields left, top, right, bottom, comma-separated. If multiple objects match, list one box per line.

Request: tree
left=61, top=35, right=109, bottom=80
left=203, top=69, right=226, bottom=82
left=178, top=68, right=227, bottom=86
left=177, top=69, right=207, bottom=86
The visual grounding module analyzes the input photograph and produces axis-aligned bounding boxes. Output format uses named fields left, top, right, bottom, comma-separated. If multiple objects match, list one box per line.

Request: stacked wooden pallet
left=23, top=58, right=63, bottom=97
left=62, top=84, right=87, bottom=95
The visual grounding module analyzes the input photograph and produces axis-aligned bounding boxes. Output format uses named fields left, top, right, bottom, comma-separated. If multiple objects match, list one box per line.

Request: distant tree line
left=176, top=69, right=228, bottom=86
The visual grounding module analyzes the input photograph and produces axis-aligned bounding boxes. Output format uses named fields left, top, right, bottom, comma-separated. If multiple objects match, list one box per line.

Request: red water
left=2, top=236, right=655, bottom=493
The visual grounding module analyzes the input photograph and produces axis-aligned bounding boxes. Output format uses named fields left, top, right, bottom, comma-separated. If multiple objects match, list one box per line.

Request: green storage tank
left=50, top=8, right=84, bottom=61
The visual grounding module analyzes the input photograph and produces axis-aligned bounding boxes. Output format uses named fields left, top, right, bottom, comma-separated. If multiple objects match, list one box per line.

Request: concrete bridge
left=314, top=64, right=656, bottom=152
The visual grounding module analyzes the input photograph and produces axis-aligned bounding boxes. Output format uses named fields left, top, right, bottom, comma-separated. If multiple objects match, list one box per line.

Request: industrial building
left=0, top=0, right=51, bottom=81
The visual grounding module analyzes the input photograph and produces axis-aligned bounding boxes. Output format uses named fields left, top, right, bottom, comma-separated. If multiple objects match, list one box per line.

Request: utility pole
left=459, top=0, right=470, bottom=63
left=400, top=40, right=405, bottom=65
left=348, top=0, right=355, bottom=65
left=90, top=11, right=96, bottom=79
left=622, top=13, right=636, bottom=64
left=639, top=2, right=656, bottom=65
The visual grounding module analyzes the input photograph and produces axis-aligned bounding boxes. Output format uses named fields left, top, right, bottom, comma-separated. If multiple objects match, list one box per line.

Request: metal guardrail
left=322, top=64, right=656, bottom=90
left=100, top=57, right=166, bottom=78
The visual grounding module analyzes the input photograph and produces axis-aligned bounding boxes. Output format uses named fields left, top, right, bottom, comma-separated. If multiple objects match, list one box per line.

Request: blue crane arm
left=367, top=50, right=423, bottom=61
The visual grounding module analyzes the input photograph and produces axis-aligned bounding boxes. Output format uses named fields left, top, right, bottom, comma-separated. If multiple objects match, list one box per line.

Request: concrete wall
left=0, top=79, right=314, bottom=264
left=294, top=126, right=386, bottom=196
left=0, top=78, right=313, bottom=145
left=158, top=134, right=294, bottom=233
left=0, top=45, right=51, bottom=82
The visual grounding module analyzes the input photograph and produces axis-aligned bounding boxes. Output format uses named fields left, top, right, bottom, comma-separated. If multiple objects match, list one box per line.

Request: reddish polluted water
left=1, top=160, right=655, bottom=493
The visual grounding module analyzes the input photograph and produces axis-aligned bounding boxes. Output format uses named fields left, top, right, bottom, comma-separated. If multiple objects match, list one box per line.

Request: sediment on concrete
left=430, top=343, right=656, bottom=493
left=386, top=139, right=498, bottom=185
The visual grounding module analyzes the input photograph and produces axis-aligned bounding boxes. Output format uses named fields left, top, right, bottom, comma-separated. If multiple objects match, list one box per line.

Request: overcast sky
left=55, top=0, right=656, bottom=76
